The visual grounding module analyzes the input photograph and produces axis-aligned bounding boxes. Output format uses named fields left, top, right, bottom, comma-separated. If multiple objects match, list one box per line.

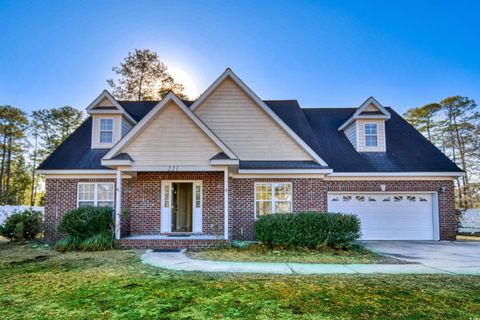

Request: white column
left=224, top=167, right=229, bottom=240
left=115, top=170, right=122, bottom=240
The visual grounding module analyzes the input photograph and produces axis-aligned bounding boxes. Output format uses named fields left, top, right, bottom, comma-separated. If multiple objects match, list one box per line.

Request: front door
left=161, top=181, right=202, bottom=233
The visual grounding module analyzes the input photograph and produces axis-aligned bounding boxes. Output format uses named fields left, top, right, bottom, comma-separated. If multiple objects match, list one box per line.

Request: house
left=37, top=69, right=463, bottom=248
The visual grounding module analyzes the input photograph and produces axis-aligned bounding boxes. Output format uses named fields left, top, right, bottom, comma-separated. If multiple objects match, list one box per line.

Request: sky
left=0, top=0, right=479, bottom=114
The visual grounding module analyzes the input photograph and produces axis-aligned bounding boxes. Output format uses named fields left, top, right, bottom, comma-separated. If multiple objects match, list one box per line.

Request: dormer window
left=100, top=118, right=113, bottom=143
left=364, top=123, right=378, bottom=147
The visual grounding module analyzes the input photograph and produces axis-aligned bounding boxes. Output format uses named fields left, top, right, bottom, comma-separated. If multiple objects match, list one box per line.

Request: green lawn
left=187, top=244, right=404, bottom=264
left=1, top=242, right=479, bottom=319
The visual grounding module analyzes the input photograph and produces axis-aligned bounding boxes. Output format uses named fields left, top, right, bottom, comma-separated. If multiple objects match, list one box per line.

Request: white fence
left=0, top=206, right=44, bottom=225
left=459, top=209, right=480, bottom=234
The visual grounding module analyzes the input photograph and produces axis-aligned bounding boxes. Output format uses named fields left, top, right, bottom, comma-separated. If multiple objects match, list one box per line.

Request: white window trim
left=364, top=123, right=378, bottom=147
left=254, top=182, right=293, bottom=219
left=99, top=118, right=114, bottom=144
left=77, top=182, right=115, bottom=208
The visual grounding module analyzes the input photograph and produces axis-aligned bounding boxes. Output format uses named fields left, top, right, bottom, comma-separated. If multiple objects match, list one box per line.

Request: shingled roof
left=38, top=99, right=462, bottom=173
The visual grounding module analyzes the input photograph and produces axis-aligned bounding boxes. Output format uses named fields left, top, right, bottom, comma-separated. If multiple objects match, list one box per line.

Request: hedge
left=55, top=206, right=114, bottom=252
left=0, top=209, right=43, bottom=241
left=254, top=212, right=361, bottom=249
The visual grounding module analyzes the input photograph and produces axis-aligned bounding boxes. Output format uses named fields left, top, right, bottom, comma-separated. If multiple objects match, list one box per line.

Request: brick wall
left=231, top=178, right=327, bottom=240
left=231, top=178, right=456, bottom=241
left=43, top=172, right=225, bottom=243
left=44, top=178, right=115, bottom=242
left=44, top=174, right=456, bottom=244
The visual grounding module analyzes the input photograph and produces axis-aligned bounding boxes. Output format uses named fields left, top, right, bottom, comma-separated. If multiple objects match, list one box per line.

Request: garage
left=327, top=193, right=438, bottom=240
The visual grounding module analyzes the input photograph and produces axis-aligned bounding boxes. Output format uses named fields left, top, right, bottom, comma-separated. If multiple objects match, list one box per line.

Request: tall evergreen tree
left=107, top=49, right=186, bottom=101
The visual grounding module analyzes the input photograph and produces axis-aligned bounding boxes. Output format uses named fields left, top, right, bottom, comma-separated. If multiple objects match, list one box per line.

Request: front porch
left=115, top=171, right=230, bottom=248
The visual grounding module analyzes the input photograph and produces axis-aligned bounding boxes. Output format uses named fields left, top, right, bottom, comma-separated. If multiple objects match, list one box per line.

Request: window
left=364, top=123, right=378, bottom=147
left=78, top=183, right=114, bottom=207
left=195, top=185, right=201, bottom=208
left=100, top=118, right=113, bottom=143
left=255, top=183, right=292, bottom=216
left=356, top=196, right=365, bottom=202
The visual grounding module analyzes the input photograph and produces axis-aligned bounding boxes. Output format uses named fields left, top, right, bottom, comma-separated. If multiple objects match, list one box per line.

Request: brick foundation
left=44, top=174, right=456, bottom=246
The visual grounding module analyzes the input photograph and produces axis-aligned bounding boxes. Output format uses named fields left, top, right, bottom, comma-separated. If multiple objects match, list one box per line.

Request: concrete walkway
left=141, top=250, right=480, bottom=275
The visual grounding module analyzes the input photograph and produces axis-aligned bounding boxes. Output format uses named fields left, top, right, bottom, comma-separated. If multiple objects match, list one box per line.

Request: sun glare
left=168, top=66, right=199, bottom=99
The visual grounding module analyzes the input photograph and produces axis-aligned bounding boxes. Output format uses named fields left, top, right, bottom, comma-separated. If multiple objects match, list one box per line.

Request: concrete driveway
left=362, top=241, right=480, bottom=275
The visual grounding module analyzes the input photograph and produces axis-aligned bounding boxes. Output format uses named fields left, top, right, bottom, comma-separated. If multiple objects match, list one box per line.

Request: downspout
left=115, top=170, right=122, bottom=240
left=224, top=167, right=229, bottom=240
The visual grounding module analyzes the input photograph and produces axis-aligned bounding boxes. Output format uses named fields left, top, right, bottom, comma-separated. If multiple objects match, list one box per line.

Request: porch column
left=115, top=170, right=122, bottom=240
left=224, top=167, right=229, bottom=240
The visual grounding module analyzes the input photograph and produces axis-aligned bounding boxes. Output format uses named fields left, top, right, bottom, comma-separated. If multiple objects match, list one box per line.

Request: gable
left=363, top=103, right=381, bottom=112
left=96, top=97, right=116, bottom=108
left=194, top=78, right=312, bottom=161
left=123, top=101, right=222, bottom=166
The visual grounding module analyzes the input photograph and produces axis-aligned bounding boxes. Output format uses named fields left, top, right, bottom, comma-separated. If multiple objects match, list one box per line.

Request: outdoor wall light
left=380, top=184, right=386, bottom=192
left=439, top=185, right=446, bottom=193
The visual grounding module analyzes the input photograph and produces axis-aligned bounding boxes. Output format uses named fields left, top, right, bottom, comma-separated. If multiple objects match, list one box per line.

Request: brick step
left=117, top=238, right=230, bottom=249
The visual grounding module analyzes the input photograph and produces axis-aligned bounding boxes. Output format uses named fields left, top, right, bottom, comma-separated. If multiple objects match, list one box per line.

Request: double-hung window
left=364, top=123, right=378, bottom=147
left=255, top=183, right=292, bottom=217
left=99, top=118, right=113, bottom=143
left=78, top=183, right=114, bottom=207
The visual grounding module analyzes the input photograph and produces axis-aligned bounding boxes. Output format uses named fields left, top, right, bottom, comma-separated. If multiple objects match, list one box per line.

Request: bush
left=0, top=209, right=43, bottom=241
left=254, top=212, right=361, bottom=249
left=55, top=206, right=114, bottom=252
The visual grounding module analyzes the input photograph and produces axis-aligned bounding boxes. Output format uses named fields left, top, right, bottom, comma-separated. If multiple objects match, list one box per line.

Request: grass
left=187, top=244, right=405, bottom=264
left=457, top=233, right=480, bottom=241
left=1, top=242, right=480, bottom=319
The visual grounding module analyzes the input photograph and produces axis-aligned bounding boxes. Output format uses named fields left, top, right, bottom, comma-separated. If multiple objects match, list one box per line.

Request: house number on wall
left=167, top=165, right=179, bottom=171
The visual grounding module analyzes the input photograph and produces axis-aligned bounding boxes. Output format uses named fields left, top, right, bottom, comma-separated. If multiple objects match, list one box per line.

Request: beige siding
left=121, top=117, right=133, bottom=137
left=97, top=97, right=115, bottom=107
left=194, top=78, right=312, bottom=160
left=124, top=102, right=222, bottom=166
left=357, top=119, right=386, bottom=152
left=364, top=103, right=380, bottom=112
left=91, top=115, right=122, bottom=149
left=344, top=122, right=357, bottom=148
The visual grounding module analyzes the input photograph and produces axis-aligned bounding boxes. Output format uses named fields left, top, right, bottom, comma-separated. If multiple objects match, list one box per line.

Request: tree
left=404, top=103, right=441, bottom=141
left=405, top=96, right=480, bottom=209
left=107, top=49, right=186, bottom=101
left=0, top=106, right=29, bottom=205
left=440, top=96, right=479, bottom=207
left=30, top=106, right=83, bottom=206
left=31, top=106, right=83, bottom=157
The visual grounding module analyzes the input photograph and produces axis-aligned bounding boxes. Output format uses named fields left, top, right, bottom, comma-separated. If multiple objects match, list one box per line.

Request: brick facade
left=44, top=172, right=225, bottom=244
left=231, top=178, right=456, bottom=241
left=44, top=174, right=456, bottom=247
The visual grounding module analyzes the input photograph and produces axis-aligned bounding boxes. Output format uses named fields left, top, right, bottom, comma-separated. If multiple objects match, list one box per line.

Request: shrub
left=254, top=212, right=361, bottom=249
left=0, top=209, right=43, bottom=241
left=55, top=206, right=114, bottom=252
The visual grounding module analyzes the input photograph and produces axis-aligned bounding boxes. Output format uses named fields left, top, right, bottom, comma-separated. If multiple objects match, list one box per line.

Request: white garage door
left=327, top=193, right=437, bottom=240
